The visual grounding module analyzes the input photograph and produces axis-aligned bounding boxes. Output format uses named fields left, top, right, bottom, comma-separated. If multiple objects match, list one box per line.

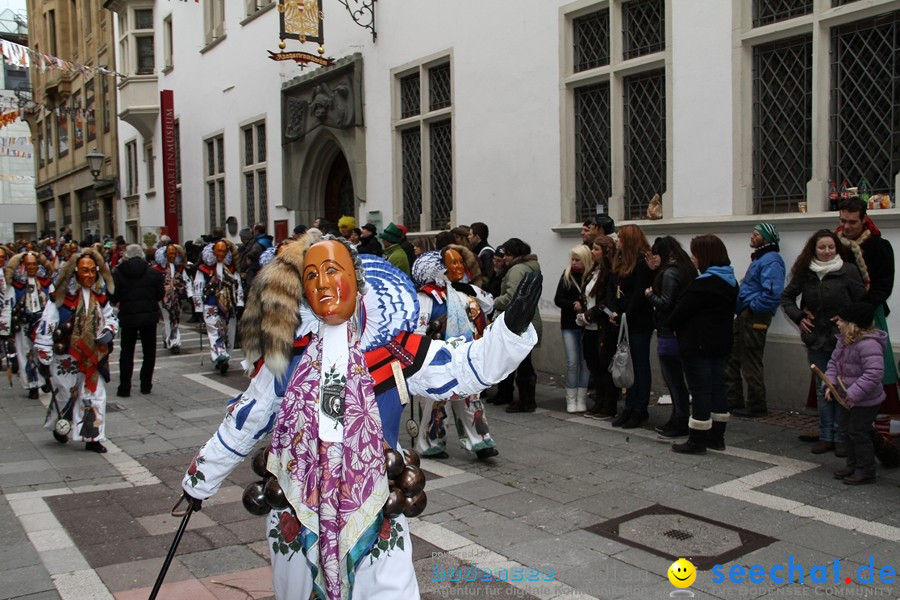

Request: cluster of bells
left=241, top=446, right=428, bottom=519
left=51, top=318, right=74, bottom=355
left=9, top=303, right=28, bottom=333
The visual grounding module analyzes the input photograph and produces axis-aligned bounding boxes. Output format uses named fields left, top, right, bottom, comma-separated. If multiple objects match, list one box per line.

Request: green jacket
left=383, top=243, right=410, bottom=276
left=493, top=254, right=542, bottom=341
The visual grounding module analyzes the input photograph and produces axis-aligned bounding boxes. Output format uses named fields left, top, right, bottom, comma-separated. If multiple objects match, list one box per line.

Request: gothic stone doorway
left=324, top=152, right=354, bottom=226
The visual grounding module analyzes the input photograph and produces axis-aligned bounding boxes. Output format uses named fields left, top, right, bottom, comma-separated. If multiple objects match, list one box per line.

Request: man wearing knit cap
left=726, top=223, right=785, bottom=417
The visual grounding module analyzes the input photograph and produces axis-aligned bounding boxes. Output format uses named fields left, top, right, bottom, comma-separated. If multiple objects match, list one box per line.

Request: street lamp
left=86, top=148, right=105, bottom=180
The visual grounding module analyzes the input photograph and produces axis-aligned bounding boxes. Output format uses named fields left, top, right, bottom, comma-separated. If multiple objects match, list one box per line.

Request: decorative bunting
left=0, top=39, right=123, bottom=78
left=0, top=174, right=35, bottom=182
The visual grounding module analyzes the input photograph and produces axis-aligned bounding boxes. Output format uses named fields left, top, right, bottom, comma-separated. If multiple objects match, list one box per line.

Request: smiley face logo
left=668, top=558, right=696, bottom=588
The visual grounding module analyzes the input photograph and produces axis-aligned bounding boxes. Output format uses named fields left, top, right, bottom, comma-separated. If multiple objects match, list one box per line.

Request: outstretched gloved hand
left=503, top=272, right=543, bottom=335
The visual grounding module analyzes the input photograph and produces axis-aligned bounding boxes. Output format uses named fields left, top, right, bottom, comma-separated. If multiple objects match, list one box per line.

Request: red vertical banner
left=160, top=90, right=179, bottom=243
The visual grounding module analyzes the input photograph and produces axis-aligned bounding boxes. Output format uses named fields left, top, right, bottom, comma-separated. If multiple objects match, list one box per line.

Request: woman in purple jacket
left=826, top=302, right=886, bottom=486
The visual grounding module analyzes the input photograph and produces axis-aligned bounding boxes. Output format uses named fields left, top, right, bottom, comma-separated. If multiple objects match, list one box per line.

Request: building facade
left=104, top=0, right=900, bottom=408
left=25, top=0, right=118, bottom=243
left=0, top=6, right=36, bottom=242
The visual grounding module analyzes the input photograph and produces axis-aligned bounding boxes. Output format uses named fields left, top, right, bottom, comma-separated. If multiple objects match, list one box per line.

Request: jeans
left=809, top=347, right=843, bottom=442
left=837, top=404, right=880, bottom=477
left=659, top=351, right=690, bottom=425
left=119, top=323, right=158, bottom=393
left=725, top=310, right=772, bottom=411
left=625, top=331, right=652, bottom=413
left=561, top=328, right=590, bottom=389
left=682, top=355, right=727, bottom=422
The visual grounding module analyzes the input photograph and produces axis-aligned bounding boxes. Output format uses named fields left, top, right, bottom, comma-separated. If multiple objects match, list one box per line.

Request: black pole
left=148, top=500, right=195, bottom=600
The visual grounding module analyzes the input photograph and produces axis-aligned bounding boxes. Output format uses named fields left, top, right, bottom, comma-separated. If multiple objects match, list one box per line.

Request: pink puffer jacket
left=824, top=330, right=887, bottom=408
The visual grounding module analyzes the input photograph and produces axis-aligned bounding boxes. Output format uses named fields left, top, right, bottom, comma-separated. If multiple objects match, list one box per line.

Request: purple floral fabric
left=270, top=326, right=386, bottom=600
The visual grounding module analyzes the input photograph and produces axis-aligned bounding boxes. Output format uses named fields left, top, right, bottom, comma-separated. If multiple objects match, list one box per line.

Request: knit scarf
left=750, top=242, right=780, bottom=261
left=808, top=255, right=843, bottom=280
left=268, top=322, right=387, bottom=600
left=837, top=216, right=879, bottom=289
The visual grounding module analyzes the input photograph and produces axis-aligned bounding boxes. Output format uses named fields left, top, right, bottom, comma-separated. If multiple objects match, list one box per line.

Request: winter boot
left=565, top=388, right=578, bottom=413
left=708, top=413, right=729, bottom=451
left=672, top=418, right=711, bottom=455
left=575, top=388, right=588, bottom=412
left=506, top=376, right=537, bottom=413
left=487, top=374, right=515, bottom=405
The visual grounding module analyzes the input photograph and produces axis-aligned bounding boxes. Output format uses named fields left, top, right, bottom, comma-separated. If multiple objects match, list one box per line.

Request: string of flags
left=0, top=174, right=35, bottom=182
left=0, top=38, right=123, bottom=78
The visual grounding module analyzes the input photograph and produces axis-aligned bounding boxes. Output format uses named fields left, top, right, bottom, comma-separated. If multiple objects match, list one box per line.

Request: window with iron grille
left=242, top=121, right=268, bottom=228
left=400, top=74, right=420, bottom=119
left=753, top=0, right=812, bottom=28
left=752, top=35, right=812, bottom=214
left=831, top=11, right=900, bottom=198
left=144, top=141, right=155, bottom=191
left=429, top=64, right=451, bottom=111
left=623, top=70, right=666, bottom=220
left=574, top=9, right=609, bottom=73
left=205, top=134, right=225, bottom=228
left=575, top=83, right=612, bottom=222
left=832, top=0, right=861, bottom=6
left=394, top=58, right=453, bottom=233
left=623, top=0, right=664, bottom=60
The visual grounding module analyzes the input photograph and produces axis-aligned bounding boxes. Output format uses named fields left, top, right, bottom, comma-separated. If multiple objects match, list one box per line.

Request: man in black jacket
left=112, top=244, right=164, bottom=397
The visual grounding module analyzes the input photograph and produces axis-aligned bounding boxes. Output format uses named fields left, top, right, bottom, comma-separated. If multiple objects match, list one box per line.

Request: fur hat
left=54, top=247, right=114, bottom=305
left=838, top=302, right=875, bottom=329
left=4, top=251, right=54, bottom=286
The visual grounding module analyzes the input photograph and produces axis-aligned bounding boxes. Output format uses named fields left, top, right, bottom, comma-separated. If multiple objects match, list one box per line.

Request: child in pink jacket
left=825, top=302, right=886, bottom=485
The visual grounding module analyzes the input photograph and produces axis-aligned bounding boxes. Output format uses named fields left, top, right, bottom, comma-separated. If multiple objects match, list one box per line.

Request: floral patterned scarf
left=268, top=322, right=388, bottom=600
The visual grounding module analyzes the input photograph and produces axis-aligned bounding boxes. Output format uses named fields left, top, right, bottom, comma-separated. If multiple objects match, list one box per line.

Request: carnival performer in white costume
left=180, top=236, right=541, bottom=600
left=193, top=239, right=243, bottom=373
left=35, top=248, right=119, bottom=453
left=2, top=250, right=55, bottom=398
left=411, top=247, right=499, bottom=460
left=0, top=246, right=14, bottom=373
left=154, top=243, right=193, bottom=354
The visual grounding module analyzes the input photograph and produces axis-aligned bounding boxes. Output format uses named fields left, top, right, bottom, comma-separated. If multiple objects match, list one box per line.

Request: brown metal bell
left=395, top=465, right=425, bottom=497
left=384, top=448, right=404, bottom=479
left=382, top=489, right=405, bottom=518
left=402, top=448, right=421, bottom=468
left=403, top=490, right=427, bottom=518
left=251, top=447, right=269, bottom=478
left=242, top=480, right=270, bottom=515
left=263, top=477, right=290, bottom=510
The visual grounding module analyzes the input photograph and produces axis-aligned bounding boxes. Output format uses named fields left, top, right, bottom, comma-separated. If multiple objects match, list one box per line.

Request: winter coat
left=494, top=254, right=542, bottom=340
left=112, top=257, right=165, bottom=328
left=356, top=235, right=383, bottom=257
left=736, top=246, right=785, bottom=315
left=781, top=262, right=865, bottom=351
left=607, top=260, right=654, bottom=334
left=646, top=265, right=690, bottom=338
left=554, top=270, right=585, bottom=330
left=383, top=244, right=410, bottom=276
left=668, top=269, right=739, bottom=358
left=824, top=330, right=887, bottom=408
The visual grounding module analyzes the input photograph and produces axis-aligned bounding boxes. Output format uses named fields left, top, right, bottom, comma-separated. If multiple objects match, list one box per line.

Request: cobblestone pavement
left=1, top=325, right=899, bottom=600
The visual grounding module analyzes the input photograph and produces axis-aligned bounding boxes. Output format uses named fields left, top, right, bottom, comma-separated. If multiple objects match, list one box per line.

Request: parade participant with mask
left=35, top=248, right=118, bottom=453
left=3, top=251, right=55, bottom=398
left=411, top=246, right=498, bottom=460
left=193, top=239, right=244, bottom=374
left=180, top=236, right=540, bottom=600
left=154, top=243, right=193, bottom=355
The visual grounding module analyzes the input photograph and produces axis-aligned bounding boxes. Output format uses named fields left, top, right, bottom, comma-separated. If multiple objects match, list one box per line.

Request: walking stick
left=149, top=495, right=201, bottom=600
left=809, top=364, right=851, bottom=410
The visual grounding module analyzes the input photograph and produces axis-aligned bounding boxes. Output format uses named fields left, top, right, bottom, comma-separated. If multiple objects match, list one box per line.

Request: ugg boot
left=708, top=412, right=729, bottom=451
left=672, top=418, right=711, bottom=454
left=506, top=376, right=537, bottom=413
left=565, top=388, right=578, bottom=413
left=575, top=388, right=588, bottom=412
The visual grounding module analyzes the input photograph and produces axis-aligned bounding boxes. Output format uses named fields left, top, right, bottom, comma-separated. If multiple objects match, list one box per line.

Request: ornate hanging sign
left=267, top=50, right=334, bottom=68
left=278, top=0, right=324, bottom=45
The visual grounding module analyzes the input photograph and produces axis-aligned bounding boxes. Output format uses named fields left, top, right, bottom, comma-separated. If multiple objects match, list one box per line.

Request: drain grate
left=584, top=504, right=775, bottom=570
left=662, top=528, right=694, bottom=541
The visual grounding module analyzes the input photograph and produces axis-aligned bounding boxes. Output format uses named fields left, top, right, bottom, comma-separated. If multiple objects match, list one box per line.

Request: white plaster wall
left=670, top=0, right=733, bottom=218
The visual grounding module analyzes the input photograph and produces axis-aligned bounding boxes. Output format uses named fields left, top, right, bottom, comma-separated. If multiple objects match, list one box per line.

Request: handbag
left=608, top=313, right=634, bottom=388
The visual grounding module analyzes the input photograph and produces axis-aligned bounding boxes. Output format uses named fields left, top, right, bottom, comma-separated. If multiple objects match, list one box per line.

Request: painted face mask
left=77, top=256, right=98, bottom=288
left=443, top=248, right=465, bottom=283
left=166, top=245, right=177, bottom=263
left=303, top=240, right=359, bottom=325
left=213, top=241, right=228, bottom=263
left=23, top=253, right=39, bottom=278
